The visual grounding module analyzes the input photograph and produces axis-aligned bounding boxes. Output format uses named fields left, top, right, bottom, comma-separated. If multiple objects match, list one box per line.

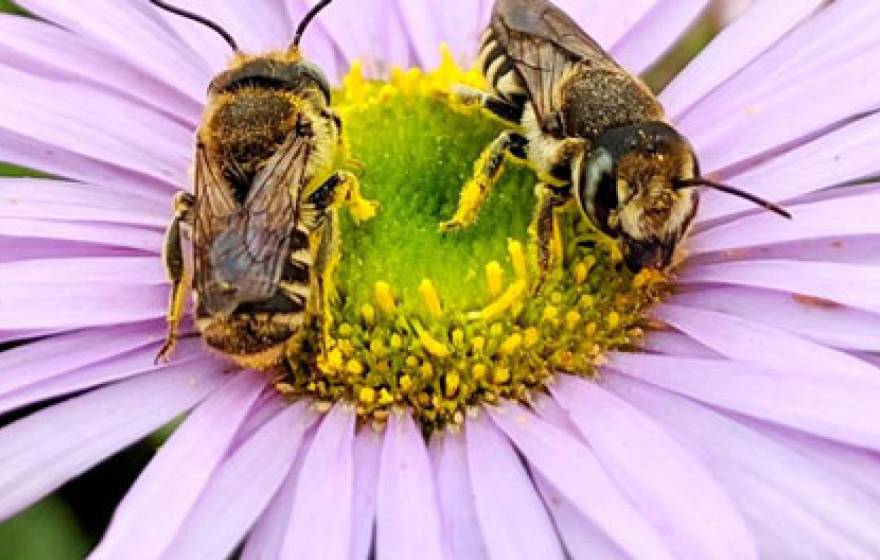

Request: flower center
left=277, top=51, right=668, bottom=432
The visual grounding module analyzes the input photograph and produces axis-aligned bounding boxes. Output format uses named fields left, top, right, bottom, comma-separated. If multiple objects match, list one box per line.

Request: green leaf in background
left=0, top=498, right=91, bottom=560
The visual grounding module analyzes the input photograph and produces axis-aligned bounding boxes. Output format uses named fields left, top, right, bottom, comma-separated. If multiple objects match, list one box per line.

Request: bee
left=443, top=0, right=790, bottom=272
left=152, top=0, right=376, bottom=369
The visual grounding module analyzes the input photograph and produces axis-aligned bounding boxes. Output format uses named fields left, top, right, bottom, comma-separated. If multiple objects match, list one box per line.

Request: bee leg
left=441, top=130, right=528, bottom=232
left=156, top=191, right=195, bottom=364
left=532, top=183, right=569, bottom=290
left=309, top=171, right=378, bottom=225
left=451, top=85, right=524, bottom=124
left=310, top=209, right=341, bottom=352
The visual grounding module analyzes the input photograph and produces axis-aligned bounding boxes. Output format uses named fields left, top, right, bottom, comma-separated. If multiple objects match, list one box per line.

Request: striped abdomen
left=478, top=28, right=528, bottom=108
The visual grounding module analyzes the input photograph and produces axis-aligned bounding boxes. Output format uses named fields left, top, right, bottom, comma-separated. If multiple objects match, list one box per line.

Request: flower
left=1, top=0, right=880, bottom=558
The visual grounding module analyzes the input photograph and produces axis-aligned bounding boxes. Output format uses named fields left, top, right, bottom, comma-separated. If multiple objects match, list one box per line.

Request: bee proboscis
left=443, top=0, right=790, bottom=273
left=152, top=0, right=376, bottom=370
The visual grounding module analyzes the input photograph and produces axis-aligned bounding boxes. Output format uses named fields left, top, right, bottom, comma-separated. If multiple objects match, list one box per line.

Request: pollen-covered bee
left=444, top=0, right=790, bottom=272
left=152, top=0, right=376, bottom=369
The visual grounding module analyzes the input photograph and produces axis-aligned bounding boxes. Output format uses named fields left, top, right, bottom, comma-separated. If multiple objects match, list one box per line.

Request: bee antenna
left=148, top=0, right=239, bottom=52
left=293, top=0, right=333, bottom=48
left=674, top=177, right=792, bottom=219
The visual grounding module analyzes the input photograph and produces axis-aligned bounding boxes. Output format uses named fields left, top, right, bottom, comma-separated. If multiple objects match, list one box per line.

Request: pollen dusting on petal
left=277, top=58, right=669, bottom=432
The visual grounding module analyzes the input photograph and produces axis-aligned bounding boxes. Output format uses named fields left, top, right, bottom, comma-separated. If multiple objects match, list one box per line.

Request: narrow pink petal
left=394, top=2, right=443, bottom=69
left=655, top=303, right=880, bottom=380
left=692, top=192, right=880, bottom=256
left=0, top=129, right=170, bottom=194
left=16, top=0, right=213, bottom=100
left=610, top=352, right=880, bottom=451
left=0, top=238, right=141, bottom=264
left=662, top=0, right=823, bottom=119
left=0, top=15, right=201, bottom=124
left=429, top=432, right=488, bottom=560
left=704, top=235, right=880, bottom=267
left=681, top=1, right=880, bottom=173
left=0, top=283, right=165, bottom=330
left=0, top=257, right=164, bottom=286
left=0, top=178, right=167, bottom=226
left=488, top=403, right=676, bottom=560
left=91, top=372, right=264, bottom=560
left=553, top=376, right=757, bottom=559
left=611, top=0, right=710, bottom=75
left=0, top=358, right=226, bottom=521
left=0, top=67, right=191, bottom=187
left=557, top=0, right=658, bottom=50
left=350, top=427, right=382, bottom=560
left=533, top=474, right=628, bottom=560
left=466, top=413, right=564, bottom=559
left=0, top=220, right=162, bottom=253
left=639, top=330, right=720, bottom=358
left=681, top=260, right=880, bottom=314
left=281, top=404, right=356, bottom=560
left=426, top=1, right=485, bottom=64
left=376, top=412, right=446, bottom=560
left=163, top=402, right=316, bottom=560
left=241, top=432, right=315, bottom=560
left=610, top=375, right=880, bottom=555
left=171, top=0, right=292, bottom=54
left=693, top=113, right=880, bottom=224
left=671, top=286, right=880, bottom=352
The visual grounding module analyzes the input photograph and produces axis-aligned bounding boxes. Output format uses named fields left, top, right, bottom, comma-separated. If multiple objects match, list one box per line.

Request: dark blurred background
left=0, top=1, right=735, bottom=557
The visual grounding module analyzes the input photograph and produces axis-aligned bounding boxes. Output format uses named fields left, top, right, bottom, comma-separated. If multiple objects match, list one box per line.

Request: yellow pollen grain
left=369, top=339, right=386, bottom=358
left=326, top=348, right=344, bottom=370
left=399, top=374, right=413, bottom=392
left=359, top=386, right=376, bottom=404
left=607, top=311, right=621, bottom=329
left=420, top=362, right=434, bottom=378
left=346, top=359, right=365, bottom=376
left=452, top=329, right=465, bottom=348
left=378, top=389, right=394, bottom=406
left=414, top=322, right=451, bottom=358
left=419, top=278, right=443, bottom=318
left=472, top=336, right=486, bottom=355
left=445, top=373, right=461, bottom=398
left=405, top=355, right=419, bottom=368
left=524, top=327, right=540, bottom=348
left=574, top=262, right=589, bottom=285
left=579, top=294, right=595, bottom=309
left=390, top=334, right=404, bottom=349
left=566, top=310, right=581, bottom=330
left=486, top=261, right=505, bottom=297
left=360, top=303, right=376, bottom=325
left=493, top=367, right=511, bottom=384
left=499, top=333, right=522, bottom=355
left=543, top=305, right=559, bottom=321
left=374, top=281, right=396, bottom=313
left=470, top=281, right=526, bottom=321
left=472, top=363, right=487, bottom=380
left=508, top=239, right=527, bottom=281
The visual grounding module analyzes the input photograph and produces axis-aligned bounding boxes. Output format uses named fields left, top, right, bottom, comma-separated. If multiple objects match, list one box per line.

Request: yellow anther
left=359, top=387, right=376, bottom=404
left=471, top=336, right=485, bottom=355
left=370, top=339, right=386, bottom=358
left=472, top=363, right=487, bottom=380
left=419, top=278, right=443, bottom=318
left=574, top=262, right=589, bottom=285
left=360, top=303, right=376, bottom=325
left=543, top=305, right=559, bottom=321
left=493, top=367, right=511, bottom=384
left=607, top=311, right=621, bottom=329
left=524, top=327, right=540, bottom=348
left=445, top=373, right=461, bottom=398
left=452, top=329, right=465, bottom=348
left=399, top=375, right=413, bottom=392
left=470, top=281, right=526, bottom=321
left=346, top=359, right=365, bottom=376
left=420, top=362, right=434, bottom=378
left=405, top=357, right=419, bottom=370
left=565, top=310, right=581, bottom=329
left=343, top=59, right=365, bottom=95
left=378, top=389, right=394, bottom=406
left=507, top=239, right=527, bottom=281
left=414, top=322, right=451, bottom=358
left=338, top=339, right=354, bottom=356
left=486, top=261, right=505, bottom=297
left=499, top=333, right=523, bottom=355
left=390, top=334, right=404, bottom=349
left=374, top=281, right=396, bottom=313
left=326, top=348, right=344, bottom=370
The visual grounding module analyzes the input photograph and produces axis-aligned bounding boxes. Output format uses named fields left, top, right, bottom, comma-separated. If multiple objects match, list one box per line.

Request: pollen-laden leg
left=156, top=191, right=195, bottom=364
left=440, top=130, right=528, bottom=232
left=532, top=183, right=570, bottom=289
left=307, top=171, right=378, bottom=226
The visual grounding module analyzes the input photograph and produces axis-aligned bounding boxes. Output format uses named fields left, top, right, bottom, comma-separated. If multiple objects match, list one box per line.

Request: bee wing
left=193, top=131, right=311, bottom=315
left=491, top=0, right=618, bottom=130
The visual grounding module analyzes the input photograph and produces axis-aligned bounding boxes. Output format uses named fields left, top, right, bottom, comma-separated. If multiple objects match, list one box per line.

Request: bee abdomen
left=479, top=29, right=527, bottom=105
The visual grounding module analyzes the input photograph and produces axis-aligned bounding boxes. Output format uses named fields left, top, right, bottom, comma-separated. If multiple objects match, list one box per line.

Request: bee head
left=209, top=56, right=331, bottom=103
left=574, top=121, right=699, bottom=271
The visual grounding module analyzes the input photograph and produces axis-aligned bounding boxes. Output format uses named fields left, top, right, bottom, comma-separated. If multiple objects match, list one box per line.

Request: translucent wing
left=491, top=0, right=622, bottom=130
left=193, top=129, right=312, bottom=316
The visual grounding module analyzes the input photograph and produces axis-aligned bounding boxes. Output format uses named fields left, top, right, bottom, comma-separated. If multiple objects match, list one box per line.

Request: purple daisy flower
left=1, top=0, right=880, bottom=558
